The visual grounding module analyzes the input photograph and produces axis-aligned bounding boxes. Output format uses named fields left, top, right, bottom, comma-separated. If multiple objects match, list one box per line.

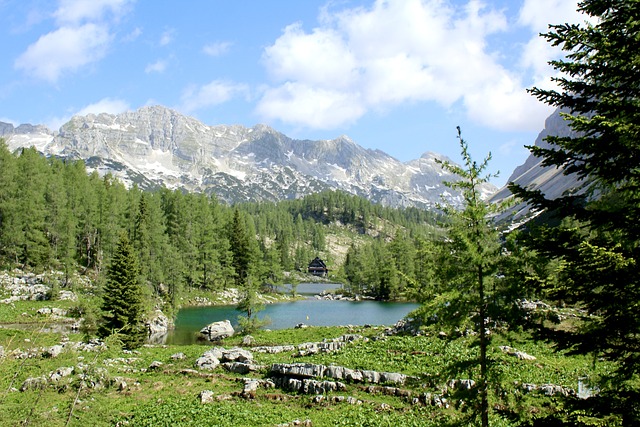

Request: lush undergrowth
left=0, top=317, right=611, bottom=427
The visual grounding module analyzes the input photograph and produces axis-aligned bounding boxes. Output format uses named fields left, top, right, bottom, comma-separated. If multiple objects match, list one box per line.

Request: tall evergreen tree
left=98, top=234, right=146, bottom=349
left=46, top=158, right=77, bottom=284
left=16, top=148, right=51, bottom=267
left=510, top=2, right=640, bottom=424
left=431, top=128, right=508, bottom=427
left=0, top=140, right=20, bottom=265
left=229, top=208, right=254, bottom=286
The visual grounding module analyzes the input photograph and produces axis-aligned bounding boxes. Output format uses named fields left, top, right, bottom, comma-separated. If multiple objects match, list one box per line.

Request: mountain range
left=0, top=105, right=575, bottom=211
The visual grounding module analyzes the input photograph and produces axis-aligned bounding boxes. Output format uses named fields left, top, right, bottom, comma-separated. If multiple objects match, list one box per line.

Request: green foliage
left=0, top=319, right=616, bottom=427
left=509, top=1, right=640, bottom=423
left=98, top=234, right=146, bottom=349
left=0, top=142, right=445, bottom=314
left=235, top=279, right=270, bottom=334
left=426, top=127, right=515, bottom=427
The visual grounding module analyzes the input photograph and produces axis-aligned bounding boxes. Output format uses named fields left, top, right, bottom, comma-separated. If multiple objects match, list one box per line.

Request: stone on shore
left=199, top=320, right=234, bottom=341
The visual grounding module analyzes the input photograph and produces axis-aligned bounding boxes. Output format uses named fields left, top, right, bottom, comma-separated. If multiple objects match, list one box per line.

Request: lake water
left=165, top=283, right=420, bottom=345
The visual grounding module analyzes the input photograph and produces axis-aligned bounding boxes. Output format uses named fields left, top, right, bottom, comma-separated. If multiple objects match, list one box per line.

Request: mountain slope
left=490, top=108, right=586, bottom=220
left=2, top=105, right=496, bottom=208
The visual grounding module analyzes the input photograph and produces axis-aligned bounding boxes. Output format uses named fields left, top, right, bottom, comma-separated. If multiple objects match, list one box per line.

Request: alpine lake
left=165, top=283, right=420, bottom=345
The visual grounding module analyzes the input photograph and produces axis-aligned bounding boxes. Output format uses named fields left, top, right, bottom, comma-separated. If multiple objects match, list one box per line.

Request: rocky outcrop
left=270, top=363, right=407, bottom=386
left=491, top=107, right=587, bottom=222
left=0, top=270, right=88, bottom=304
left=195, top=347, right=257, bottom=372
left=241, top=378, right=275, bottom=398
left=146, top=310, right=172, bottom=335
left=20, top=363, right=112, bottom=392
left=274, top=377, right=346, bottom=395
left=251, top=334, right=364, bottom=356
left=146, top=310, right=173, bottom=344
left=499, top=346, right=537, bottom=361
left=518, top=382, right=574, bottom=397
left=199, top=320, right=234, bottom=341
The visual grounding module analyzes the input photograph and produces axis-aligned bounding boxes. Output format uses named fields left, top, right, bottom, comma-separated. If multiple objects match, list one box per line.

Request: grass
left=0, top=316, right=613, bottom=427
left=0, top=275, right=616, bottom=426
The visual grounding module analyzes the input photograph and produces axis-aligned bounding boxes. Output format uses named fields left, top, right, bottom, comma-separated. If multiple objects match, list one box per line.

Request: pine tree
left=509, top=2, right=640, bottom=423
left=431, top=128, right=509, bottom=427
left=98, top=234, right=146, bottom=349
left=229, top=209, right=254, bottom=286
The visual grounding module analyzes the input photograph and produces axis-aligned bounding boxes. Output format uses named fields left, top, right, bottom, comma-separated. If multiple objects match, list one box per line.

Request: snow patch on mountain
left=2, top=105, right=497, bottom=208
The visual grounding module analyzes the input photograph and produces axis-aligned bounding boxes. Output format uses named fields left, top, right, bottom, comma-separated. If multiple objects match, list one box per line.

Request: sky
left=0, top=0, right=586, bottom=186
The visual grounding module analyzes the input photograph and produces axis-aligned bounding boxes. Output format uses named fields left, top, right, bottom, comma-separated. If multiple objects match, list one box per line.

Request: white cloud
left=45, top=115, right=72, bottom=131
left=76, top=97, right=130, bottom=116
left=145, top=59, right=168, bottom=74
left=53, top=0, right=133, bottom=26
left=257, top=0, right=554, bottom=132
left=43, top=97, right=130, bottom=130
left=203, top=41, right=232, bottom=57
left=14, top=23, right=111, bottom=82
left=180, top=80, right=249, bottom=112
left=256, top=82, right=366, bottom=129
left=14, top=0, right=134, bottom=83
left=159, top=29, right=174, bottom=46
left=518, top=0, right=583, bottom=32
left=263, top=23, right=359, bottom=90
left=515, top=0, right=591, bottom=103
left=123, top=27, right=142, bottom=42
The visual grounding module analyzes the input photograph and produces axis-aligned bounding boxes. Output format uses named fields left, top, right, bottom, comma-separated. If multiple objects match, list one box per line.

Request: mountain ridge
left=2, top=105, right=496, bottom=208
left=490, top=107, right=585, bottom=221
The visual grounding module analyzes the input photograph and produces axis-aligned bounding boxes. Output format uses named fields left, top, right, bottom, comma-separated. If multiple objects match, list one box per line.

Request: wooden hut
left=308, top=257, right=328, bottom=277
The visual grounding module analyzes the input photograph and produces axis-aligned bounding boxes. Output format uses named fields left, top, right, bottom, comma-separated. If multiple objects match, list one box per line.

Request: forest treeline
left=0, top=141, right=441, bottom=311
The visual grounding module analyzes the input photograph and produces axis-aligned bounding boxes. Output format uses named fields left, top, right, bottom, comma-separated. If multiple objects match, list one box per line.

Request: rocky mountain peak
left=5, top=105, right=497, bottom=208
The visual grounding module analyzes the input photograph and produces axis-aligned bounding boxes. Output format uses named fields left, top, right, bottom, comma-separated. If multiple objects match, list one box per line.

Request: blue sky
left=1, top=0, right=585, bottom=186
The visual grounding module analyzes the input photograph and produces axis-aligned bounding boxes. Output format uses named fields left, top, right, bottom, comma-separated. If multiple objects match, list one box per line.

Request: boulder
left=242, top=379, right=260, bottom=398
left=223, top=362, right=255, bottom=374
left=499, top=345, right=537, bottom=361
left=199, top=390, right=215, bottom=404
left=325, top=365, right=362, bottom=382
left=58, top=290, right=77, bottom=301
left=48, top=367, right=74, bottom=383
left=43, top=345, right=63, bottom=358
left=221, top=347, right=253, bottom=363
left=36, top=307, right=68, bottom=316
left=380, top=372, right=407, bottom=385
left=148, top=361, right=163, bottom=371
left=252, top=345, right=295, bottom=354
left=200, top=320, right=234, bottom=341
left=146, top=310, right=172, bottom=335
left=195, top=356, right=219, bottom=371
left=20, top=376, right=47, bottom=391
left=361, top=370, right=381, bottom=383
left=448, top=379, right=476, bottom=391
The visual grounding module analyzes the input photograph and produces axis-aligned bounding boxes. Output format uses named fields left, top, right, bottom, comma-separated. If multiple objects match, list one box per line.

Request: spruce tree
left=509, top=2, right=640, bottom=423
left=230, top=208, right=253, bottom=285
left=98, top=234, right=146, bottom=349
